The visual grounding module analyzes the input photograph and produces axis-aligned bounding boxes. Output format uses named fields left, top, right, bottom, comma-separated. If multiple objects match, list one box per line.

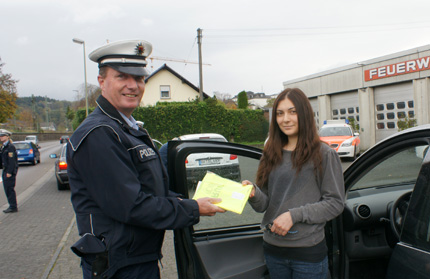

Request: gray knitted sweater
left=249, top=144, right=345, bottom=248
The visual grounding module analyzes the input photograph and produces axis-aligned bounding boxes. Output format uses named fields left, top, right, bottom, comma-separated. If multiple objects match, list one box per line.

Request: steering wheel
left=390, top=191, right=412, bottom=240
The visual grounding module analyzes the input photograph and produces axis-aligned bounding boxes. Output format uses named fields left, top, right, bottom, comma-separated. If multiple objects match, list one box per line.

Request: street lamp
left=72, top=38, right=89, bottom=117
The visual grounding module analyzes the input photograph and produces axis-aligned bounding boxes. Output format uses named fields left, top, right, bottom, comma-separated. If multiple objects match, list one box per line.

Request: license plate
left=199, top=159, right=220, bottom=166
left=18, top=158, right=24, bottom=161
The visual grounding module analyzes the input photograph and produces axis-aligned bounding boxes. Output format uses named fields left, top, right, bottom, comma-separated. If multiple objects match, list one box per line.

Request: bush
left=72, top=101, right=269, bottom=143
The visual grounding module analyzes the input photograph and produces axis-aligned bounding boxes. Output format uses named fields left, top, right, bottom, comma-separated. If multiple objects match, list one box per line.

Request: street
left=0, top=141, right=352, bottom=279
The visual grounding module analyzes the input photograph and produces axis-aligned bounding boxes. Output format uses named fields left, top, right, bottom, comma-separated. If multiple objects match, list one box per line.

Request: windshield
left=319, top=126, right=352, bottom=137
left=15, top=143, right=31, bottom=150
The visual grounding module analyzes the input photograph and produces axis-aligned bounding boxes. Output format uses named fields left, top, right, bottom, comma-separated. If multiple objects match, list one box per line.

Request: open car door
left=167, top=140, right=267, bottom=279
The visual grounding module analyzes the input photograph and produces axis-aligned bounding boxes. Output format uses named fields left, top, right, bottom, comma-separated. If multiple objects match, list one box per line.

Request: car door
left=167, top=140, right=267, bottom=279
left=339, top=126, right=430, bottom=279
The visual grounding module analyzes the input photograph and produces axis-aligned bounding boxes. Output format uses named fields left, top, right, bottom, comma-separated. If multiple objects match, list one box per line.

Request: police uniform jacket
left=1, top=141, right=18, bottom=176
left=67, top=95, right=200, bottom=278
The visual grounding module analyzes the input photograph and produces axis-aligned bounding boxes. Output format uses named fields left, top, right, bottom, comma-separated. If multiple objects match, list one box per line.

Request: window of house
left=348, top=107, right=354, bottom=114
left=160, top=85, right=171, bottom=99
left=340, top=108, right=346, bottom=115
left=332, top=109, right=339, bottom=116
left=387, top=112, right=395, bottom=119
left=387, top=122, right=396, bottom=129
left=408, top=100, right=414, bottom=108
left=397, top=112, right=406, bottom=119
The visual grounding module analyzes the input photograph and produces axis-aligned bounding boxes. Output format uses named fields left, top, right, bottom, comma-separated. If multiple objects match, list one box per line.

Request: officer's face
left=98, top=67, right=145, bottom=118
left=0, top=135, right=8, bottom=143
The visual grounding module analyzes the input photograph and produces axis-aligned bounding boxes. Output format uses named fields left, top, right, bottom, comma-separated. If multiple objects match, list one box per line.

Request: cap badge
left=135, top=42, right=145, bottom=56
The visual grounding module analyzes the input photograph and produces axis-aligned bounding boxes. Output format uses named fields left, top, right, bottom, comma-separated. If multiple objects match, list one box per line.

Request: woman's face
left=276, top=97, right=299, bottom=139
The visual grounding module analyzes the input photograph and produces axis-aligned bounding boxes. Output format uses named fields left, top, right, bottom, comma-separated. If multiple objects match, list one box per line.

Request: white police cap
left=89, top=39, right=152, bottom=77
left=0, top=129, right=12, bottom=137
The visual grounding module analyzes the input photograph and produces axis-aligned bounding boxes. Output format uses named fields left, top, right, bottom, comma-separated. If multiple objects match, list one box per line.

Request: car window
left=401, top=159, right=430, bottom=252
left=319, top=127, right=352, bottom=137
left=186, top=153, right=264, bottom=231
left=14, top=143, right=31, bottom=150
left=349, top=145, right=428, bottom=191
left=61, top=145, right=67, bottom=157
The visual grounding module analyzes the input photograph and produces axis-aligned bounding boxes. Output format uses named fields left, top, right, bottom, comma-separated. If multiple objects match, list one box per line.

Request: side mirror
left=50, top=154, right=57, bottom=159
left=354, top=132, right=359, bottom=136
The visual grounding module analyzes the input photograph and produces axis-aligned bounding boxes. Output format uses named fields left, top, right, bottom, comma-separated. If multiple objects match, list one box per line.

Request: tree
left=398, top=116, right=417, bottom=131
left=0, top=58, right=18, bottom=123
left=237, top=91, right=248, bottom=109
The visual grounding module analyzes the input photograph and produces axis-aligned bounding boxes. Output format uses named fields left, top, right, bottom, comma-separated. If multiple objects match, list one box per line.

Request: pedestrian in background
left=242, top=88, right=345, bottom=279
left=67, top=39, right=224, bottom=279
left=0, top=129, right=18, bottom=213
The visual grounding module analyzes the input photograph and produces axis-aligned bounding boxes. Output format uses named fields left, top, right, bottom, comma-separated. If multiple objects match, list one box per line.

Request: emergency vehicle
left=319, top=120, right=360, bottom=160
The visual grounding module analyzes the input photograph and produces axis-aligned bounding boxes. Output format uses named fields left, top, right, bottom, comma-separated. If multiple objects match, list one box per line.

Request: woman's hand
left=271, top=211, right=293, bottom=236
left=241, top=180, right=256, bottom=198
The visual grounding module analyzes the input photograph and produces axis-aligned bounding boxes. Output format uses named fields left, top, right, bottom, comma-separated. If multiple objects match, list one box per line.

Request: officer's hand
left=6, top=173, right=11, bottom=178
left=196, top=197, right=226, bottom=216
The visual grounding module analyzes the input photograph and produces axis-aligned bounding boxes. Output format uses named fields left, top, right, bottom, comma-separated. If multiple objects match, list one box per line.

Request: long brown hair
left=256, top=88, right=322, bottom=188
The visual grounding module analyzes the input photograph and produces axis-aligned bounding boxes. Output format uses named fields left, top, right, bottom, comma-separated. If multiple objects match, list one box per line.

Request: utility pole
left=197, top=28, right=203, bottom=101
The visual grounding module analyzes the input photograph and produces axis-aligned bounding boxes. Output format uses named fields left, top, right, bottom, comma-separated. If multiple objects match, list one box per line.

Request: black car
left=60, top=135, right=70, bottom=144
left=50, top=144, right=69, bottom=190
left=165, top=125, right=430, bottom=279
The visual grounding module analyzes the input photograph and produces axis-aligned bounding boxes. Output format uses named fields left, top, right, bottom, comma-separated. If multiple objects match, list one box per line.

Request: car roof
left=177, top=133, right=227, bottom=141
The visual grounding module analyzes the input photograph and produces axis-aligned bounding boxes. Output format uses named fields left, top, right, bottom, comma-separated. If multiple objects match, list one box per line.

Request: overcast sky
left=2, top=0, right=430, bottom=102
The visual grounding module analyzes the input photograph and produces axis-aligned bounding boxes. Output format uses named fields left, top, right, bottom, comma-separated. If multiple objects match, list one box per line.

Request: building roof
left=145, top=64, right=209, bottom=99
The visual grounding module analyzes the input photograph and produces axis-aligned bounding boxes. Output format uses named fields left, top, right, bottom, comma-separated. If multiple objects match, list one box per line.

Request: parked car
left=14, top=141, right=41, bottom=165
left=24, top=135, right=39, bottom=146
left=60, top=135, right=69, bottom=144
left=50, top=144, right=69, bottom=190
left=166, top=125, right=430, bottom=279
left=168, top=133, right=241, bottom=190
left=319, top=119, right=360, bottom=160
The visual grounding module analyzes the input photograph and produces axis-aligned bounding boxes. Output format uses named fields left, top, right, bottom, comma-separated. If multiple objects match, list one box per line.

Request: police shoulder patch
left=8, top=152, right=14, bottom=158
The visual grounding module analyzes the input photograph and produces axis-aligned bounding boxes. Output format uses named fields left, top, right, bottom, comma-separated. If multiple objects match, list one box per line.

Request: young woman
left=243, top=88, right=344, bottom=279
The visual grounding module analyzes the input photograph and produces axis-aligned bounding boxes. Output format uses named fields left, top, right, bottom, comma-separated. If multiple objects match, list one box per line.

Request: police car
left=319, top=119, right=360, bottom=160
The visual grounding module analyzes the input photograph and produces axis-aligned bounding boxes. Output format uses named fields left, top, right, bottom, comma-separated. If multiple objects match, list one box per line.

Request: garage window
left=356, top=107, right=359, bottom=113
left=348, top=107, right=354, bottom=114
left=376, top=104, right=384, bottom=111
left=409, top=111, right=415, bottom=117
left=160, top=85, right=171, bottom=99
left=387, top=113, right=395, bottom=120
left=408, top=101, right=414, bottom=108
left=387, top=122, right=396, bottom=129
left=340, top=109, right=346, bottom=115
left=377, top=114, right=385, bottom=120
left=387, top=103, right=395, bottom=110
left=397, top=102, right=406, bottom=109
left=377, top=123, right=385, bottom=129
left=397, top=112, right=406, bottom=119
left=333, top=109, right=339, bottom=116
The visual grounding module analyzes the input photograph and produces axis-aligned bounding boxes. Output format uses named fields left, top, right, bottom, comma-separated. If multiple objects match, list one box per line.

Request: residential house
left=141, top=64, right=209, bottom=107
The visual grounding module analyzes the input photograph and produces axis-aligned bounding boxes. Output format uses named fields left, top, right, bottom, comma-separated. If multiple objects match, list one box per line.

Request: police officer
left=0, top=129, right=18, bottom=213
left=67, top=39, right=225, bottom=279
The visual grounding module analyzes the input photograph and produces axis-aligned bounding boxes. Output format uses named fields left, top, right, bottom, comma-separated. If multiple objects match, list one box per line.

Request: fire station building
left=282, top=44, right=430, bottom=151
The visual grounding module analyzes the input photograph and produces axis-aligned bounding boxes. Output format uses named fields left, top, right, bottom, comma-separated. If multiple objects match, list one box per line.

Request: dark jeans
left=265, top=253, right=328, bottom=279
left=2, top=173, right=17, bottom=210
left=82, top=257, right=160, bottom=279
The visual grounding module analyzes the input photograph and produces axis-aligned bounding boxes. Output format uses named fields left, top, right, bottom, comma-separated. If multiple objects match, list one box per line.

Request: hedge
left=73, top=101, right=269, bottom=143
